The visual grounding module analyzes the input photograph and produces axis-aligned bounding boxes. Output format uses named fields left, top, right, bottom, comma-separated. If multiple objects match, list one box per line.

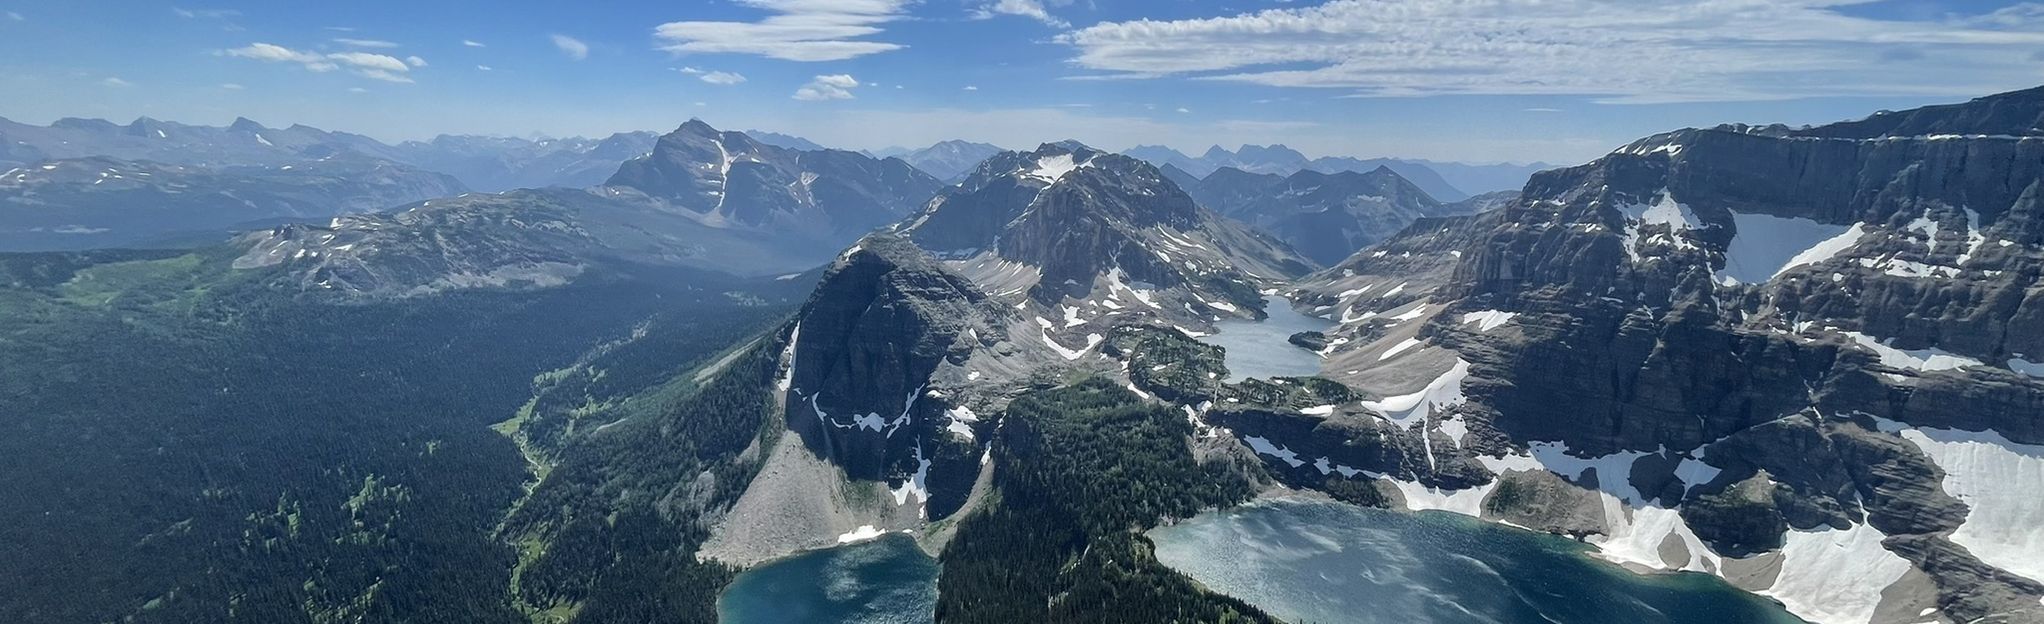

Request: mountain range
left=1168, top=164, right=1489, bottom=266
left=4, top=87, right=2044, bottom=624
left=1126, top=143, right=1551, bottom=202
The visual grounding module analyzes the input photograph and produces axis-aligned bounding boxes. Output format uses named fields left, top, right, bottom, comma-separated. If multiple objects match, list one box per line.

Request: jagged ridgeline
left=8, top=84, right=2044, bottom=624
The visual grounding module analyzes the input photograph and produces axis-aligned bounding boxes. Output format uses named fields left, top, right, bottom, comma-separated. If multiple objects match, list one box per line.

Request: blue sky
left=1, top=0, right=2041, bottom=164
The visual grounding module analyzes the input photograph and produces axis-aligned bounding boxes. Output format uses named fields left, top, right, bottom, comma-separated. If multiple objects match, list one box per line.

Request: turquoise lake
left=1148, top=498, right=1808, bottom=624
left=717, top=534, right=939, bottom=624
left=1201, top=295, right=1334, bottom=382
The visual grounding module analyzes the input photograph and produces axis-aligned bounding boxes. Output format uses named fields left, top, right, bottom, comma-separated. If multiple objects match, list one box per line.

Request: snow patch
left=836, top=525, right=885, bottom=544
left=1761, top=523, right=1912, bottom=624
left=1024, top=153, right=1081, bottom=183
left=1360, top=359, right=1469, bottom=429
left=1714, top=211, right=1852, bottom=286
left=1893, top=426, right=2044, bottom=584
left=1841, top=332, right=1982, bottom=372
left=1460, top=309, right=1518, bottom=332
left=1244, top=436, right=1306, bottom=467
left=1378, top=338, right=1423, bottom=360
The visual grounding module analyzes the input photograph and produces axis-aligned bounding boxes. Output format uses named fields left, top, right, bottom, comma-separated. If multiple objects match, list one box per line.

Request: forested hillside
left=0, top=249, right=801, bottom=623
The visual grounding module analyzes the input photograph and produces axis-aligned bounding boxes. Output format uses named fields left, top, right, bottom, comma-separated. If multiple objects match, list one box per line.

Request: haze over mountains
left=1125, top=143, right=1551, bottom=201
left=4, top=85, right=2044, bottom=624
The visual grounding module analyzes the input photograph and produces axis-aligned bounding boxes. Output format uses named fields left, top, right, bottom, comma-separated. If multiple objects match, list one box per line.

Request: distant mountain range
left=235, top=119, right=943, bottom=295
left=0, top=116, right=654, bottom=193
left=1169, top=164, right=1484, bottom=266
left=1125, top=143, right=1551, bottom=202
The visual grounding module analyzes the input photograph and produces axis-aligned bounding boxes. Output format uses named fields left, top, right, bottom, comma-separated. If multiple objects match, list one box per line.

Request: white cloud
left=220, top=82, right=245, bottom=90
left=462, top=39, right=486, bottom=48
left=678, top=66, right=746, bottom=84
left=406, top=55, right=428, bottom=68
left=654, top=0, right=911, bottom=62
left=1060, top=0, right=2044, bottom=102
left=973, top=0, right=1068, bottom=28
left=962, top=85, right=979, bottom=91
left=224, top=43, right=416, bottom=83
left=329, top=51, right=409, bottom=73
left=699, top=71, right=746, bottom=85
left=794, top=74, right=860, bottom=100
left=477, top=65, right=493, bottom=71
left=1176, top=107, right=1190, bottom=113
left=552, top=34, right=589, bottom=60
left=348, top=87, right=368, bottom=93
left=101, top=77, right=132, bottom=87
left=333, top=38, right=399, bottom=48
left=6, top=11, right=22, bottom=21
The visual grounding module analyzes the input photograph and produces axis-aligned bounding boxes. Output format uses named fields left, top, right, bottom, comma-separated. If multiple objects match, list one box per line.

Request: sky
left=1, top=0, right=2042, bottom=165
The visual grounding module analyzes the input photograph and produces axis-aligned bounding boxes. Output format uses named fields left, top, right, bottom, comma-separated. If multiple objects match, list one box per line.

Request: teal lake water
left=1148, top=498, right=1808, bottom=624
left=717, top=534, right=939, bottom=624
left=1202, top=296, right=1334, bottom=382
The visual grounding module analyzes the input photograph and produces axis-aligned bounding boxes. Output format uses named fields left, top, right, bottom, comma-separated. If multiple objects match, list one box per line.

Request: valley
left=5, top=74, right=2044, bottom=624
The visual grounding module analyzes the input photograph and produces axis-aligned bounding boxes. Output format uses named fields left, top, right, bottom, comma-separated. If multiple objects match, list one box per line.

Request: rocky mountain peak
left=604, top=119, right=940, bottom=236
left=227, top=117, right=267, bottom=133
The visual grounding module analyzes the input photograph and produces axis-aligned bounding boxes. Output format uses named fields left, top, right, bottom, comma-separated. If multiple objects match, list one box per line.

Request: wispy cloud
left=680, top=66, right=749, bottom=85
left=654, top=0, right=911, bottom=62
left=101, top=77, right=132, bottom=87
left=1060, top=0, right=2044, bottom=102
left=794, top=74, right=860, bottom=101
left=551, top=34, right=589, bottom=60
left=462, top=39, right=486, bottom=48
left=220, top=83, right=245, bottom=90
left=406, top=55, right=428, bottom=68
left=477, top=65, right=493, bottom=71
left=223, top=43, right=417, bottom=83
left=962, top=85, right=979, bottom=91
left=333, top=38, right=399, bottom=49
left=5, top=11, right=22, bottom=21
left=972, top=0, right=1067, bottom=28
left=172, top=7, right=239, bottom=19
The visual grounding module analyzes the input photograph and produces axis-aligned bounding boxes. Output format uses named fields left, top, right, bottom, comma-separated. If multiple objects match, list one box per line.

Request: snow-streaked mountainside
left=0, top=153, right=465, bottom=251
left=693, top=140, right=1320, bottom=564
left=605, top=120, right=940, bottom=236
left=1175, top=164, right=1479, bottom=266
left=696, top=87, right=2044, bottom=624
left=1251, top=86, right=2044, bottom=624
left=1124, top=143, right=1554, bottom=201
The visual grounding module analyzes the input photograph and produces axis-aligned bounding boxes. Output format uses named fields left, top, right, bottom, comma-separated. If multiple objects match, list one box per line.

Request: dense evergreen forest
left=0, top=248, right=799, bottom=624
left=935, top=378, right=1276, bottom=624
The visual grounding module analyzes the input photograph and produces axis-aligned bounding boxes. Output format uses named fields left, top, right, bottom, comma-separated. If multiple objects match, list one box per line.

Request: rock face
left=0, top=154, right=466, bottom=251
left=1210, top=86, right=2044, bottom=623
left=605, top=120, right=941, bottom=238
left=783, top=236, right=1014, bottom=496
left=1180, top=165, right=1471, bottom=266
